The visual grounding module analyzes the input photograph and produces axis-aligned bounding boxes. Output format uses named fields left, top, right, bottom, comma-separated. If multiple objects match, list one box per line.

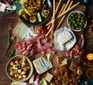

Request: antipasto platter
left=3, top=0, right=93, bottom=85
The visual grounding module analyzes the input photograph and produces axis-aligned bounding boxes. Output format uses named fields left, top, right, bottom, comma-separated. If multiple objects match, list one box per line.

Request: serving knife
left=4, top=23, right=16, bottom=57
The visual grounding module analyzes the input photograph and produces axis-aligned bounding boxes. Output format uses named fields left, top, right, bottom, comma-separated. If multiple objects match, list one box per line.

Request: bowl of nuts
left=6, top=55, right=33, bottom=81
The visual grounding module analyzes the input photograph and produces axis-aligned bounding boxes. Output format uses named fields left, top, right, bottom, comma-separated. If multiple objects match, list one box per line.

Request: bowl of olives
left=67, top=10, right=87, bottom=32
left=6, top=55, right=33, bottom=81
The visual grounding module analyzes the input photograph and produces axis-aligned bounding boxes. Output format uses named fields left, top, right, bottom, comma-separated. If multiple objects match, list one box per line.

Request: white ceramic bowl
left=67, top=10, right=87, bottom=32
left=6, top=55, right=33, bottom=82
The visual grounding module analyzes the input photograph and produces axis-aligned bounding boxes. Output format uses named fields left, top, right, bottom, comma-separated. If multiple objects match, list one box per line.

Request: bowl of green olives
left=67, top=10, right=87, bottom=32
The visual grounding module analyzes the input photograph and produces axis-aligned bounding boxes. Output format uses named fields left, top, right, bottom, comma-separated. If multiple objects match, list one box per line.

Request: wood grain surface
left=0, top=12, right=18, bottom=85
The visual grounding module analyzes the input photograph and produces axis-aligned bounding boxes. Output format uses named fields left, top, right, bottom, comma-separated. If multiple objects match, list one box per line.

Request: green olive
left=79, top=26, right=83, bottom=30
left=68, top=16, right=71, bottom=20
left=72, top=20, right=76, bottom=24
left=71, top=14, right=74, bottom=17
left=81, top=20, right=84, bottom=23
left=74, top=24, right=77, bottom=27
left=76, top=18, right=79, bottom=22
left=78, top=15, right=81, bottom=18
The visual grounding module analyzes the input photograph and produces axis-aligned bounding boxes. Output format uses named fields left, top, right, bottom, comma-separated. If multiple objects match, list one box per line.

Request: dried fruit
left=87, top=53, right=93, bottom=60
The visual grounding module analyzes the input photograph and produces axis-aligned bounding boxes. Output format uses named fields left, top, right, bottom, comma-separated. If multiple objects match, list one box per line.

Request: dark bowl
left=0, top=10, right=15, bottom=15
left=16, top=0, right=52, bottom=26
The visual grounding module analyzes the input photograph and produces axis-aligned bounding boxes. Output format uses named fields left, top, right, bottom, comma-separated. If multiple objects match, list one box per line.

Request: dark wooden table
left=0, top=12, right=18, bottom=85
left=0, top=3, right=93, bottom=85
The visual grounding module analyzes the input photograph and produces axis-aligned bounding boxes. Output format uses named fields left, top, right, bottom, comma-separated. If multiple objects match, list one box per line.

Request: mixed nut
left=8, top=57, right=30, bottom=80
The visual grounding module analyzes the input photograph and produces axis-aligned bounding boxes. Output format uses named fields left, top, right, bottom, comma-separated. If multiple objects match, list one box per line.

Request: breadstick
left=50, top=0, right=56, bottom=39
left=62, top=0, right=70, bottom=12
left=45, top=24, right=53, bottom=37
left=46, top=0, right=72, bottom=26
left=53, top=0, right=56, bottom=17
left=56, top=1, right=73, bottom=29
left=47, top=25, right=51, bottom=30
left=56, top=0, right=72, bottom=29
left=46, top=0, right=63, bottom=26
left=46, top=4, right=65, bottom=26
left=57, top=2, right=80, bottom=19
left=55, top=0, right=63, bottom=15
left=58, top=4, right=65, bottom=16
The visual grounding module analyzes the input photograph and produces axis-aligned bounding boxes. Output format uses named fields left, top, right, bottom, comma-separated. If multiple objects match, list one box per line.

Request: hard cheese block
left=45, top=72, right=53, bottom=82
left=13, top=20, right=37, bottom=40
left=33, top=57, right=53, bottom=74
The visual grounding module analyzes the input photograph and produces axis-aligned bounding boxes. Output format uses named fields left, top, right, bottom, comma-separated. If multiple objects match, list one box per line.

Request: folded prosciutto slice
left=65, top=34, right=84, bottom=59
left=15, top=35, right=55, bottom=56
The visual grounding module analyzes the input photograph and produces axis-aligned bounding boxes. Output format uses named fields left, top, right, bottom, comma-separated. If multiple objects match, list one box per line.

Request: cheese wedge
left=57, top=31, right=72, bottom=45
left=45, top=72, right=53, bottom=82
left=13, top=20, right=37, bottom=40
left=33, top=57, right=53, bottom=74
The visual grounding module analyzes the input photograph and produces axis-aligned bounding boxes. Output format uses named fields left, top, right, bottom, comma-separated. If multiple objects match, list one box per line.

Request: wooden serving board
left=14, top=4, right=86, bottom=57
left=13, top=4, right=86, bottom=85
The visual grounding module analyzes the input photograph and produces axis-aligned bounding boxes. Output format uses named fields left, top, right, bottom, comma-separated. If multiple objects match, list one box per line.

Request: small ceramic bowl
left=67, top=10, right=87, bottom=32
left=6, top=55, right=33, bottom=82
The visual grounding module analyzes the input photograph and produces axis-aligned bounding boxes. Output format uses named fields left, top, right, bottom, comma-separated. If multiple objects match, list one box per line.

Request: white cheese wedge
left=0, top=2, right=6, bottom=12
left=65, top=40, right=75, bottom=50
left=45, top=72, right=53, bottom=82
left=13, top=21, right=37, bottom=40
left=57, top=31, right=72, bottom=45
left=33, top=57, right=53, bottom=74
left=23, top=27, right=37, bottom=40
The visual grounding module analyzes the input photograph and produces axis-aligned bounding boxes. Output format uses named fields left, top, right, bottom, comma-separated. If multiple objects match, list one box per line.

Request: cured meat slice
left=65, top=35, right=84, bottom=58
left=41, top=37, right=48, bottom=44
left=46, top=48, right=55, bottom=54
left=15, top=35, right=55, bottom=56
left=44, top=43, right=52, bottom=48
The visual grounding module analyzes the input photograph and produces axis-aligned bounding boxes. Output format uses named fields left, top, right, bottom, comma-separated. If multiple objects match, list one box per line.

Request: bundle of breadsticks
left=45, top=0, right=80, bottom=38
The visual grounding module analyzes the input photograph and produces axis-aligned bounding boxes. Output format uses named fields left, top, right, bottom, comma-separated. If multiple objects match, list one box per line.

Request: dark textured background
left=0, top=12, right=18, bottom=85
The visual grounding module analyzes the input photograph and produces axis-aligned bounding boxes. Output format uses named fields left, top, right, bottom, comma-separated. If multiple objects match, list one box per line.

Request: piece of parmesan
left=61, top=59, right=67, bottom=66
left=45, top=72, right=53, bottom=82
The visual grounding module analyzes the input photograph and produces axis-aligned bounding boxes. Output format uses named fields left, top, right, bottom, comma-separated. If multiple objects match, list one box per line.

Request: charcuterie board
left=10, top=3, right=88, bottom=85
left=1, top=0, right=93, bottom=85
